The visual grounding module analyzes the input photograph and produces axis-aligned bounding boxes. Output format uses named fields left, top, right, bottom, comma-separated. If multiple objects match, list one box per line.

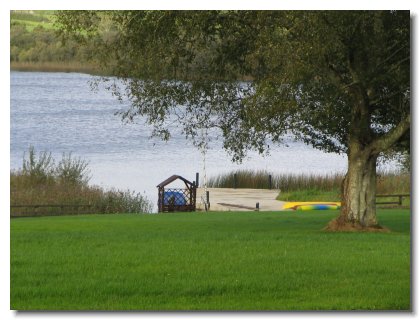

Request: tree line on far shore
left=10, top=11, right=97, bottom=73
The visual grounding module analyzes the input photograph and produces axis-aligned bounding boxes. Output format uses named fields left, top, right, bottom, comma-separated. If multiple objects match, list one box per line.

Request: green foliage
left=22, top=146, right=55, bottom=184
left=20, top=146, right=89, bottom=185
left=399, top=151, right=411, bottom=173
left=47, top=11, right=413, bottom=222
left=56, top=152, right=90, bottom=185
left=10, top=10, right=97, bottom=72
left=11, top=11, right=53, bottom=24
left=11, top=211, right=410, bottom=310
left=56, top=10, right=410, bottom=162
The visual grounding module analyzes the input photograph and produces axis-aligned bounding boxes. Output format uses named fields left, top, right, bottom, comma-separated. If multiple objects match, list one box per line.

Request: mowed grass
left=11, top=210, right=410, bottom=310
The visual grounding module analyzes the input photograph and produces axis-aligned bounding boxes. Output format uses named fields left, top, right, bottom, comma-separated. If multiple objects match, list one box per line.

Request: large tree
left=57, top=10, right=410, bottom=230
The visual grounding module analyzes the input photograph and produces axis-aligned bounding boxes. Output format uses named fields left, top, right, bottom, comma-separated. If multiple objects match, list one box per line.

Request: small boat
left=283, top=201, right=341, bottom=211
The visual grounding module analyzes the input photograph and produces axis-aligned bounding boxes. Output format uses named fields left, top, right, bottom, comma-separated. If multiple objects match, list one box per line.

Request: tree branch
left=374, top=43, right=408, bottom=72
left=369, top=113, right=410, bottom=154
left=369, top=89, right=405, bottom=107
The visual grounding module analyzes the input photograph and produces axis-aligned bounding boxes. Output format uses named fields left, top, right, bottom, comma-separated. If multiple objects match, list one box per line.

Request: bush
left=56, top=152, right=90, bottom=186
left=21, top=146, right=55, bottom=184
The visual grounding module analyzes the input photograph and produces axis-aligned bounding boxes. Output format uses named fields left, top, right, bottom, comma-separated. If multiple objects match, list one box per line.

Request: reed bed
left=10, top=176, right=153, bottom=216
left=10, top=147, right=152, bottom=216
left=207, top=169, right=410, bottom=202
left=376, top=171, right=411, bottom=195
left=207, top=169, right=343, bottom=191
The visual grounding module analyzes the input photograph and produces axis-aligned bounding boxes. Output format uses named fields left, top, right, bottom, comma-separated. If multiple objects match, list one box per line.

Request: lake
left=10, top=71, right=397, bottom=211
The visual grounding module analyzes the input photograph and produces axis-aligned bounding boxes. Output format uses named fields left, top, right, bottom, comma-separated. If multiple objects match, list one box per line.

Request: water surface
left=11, top=71, right=395, bottom=211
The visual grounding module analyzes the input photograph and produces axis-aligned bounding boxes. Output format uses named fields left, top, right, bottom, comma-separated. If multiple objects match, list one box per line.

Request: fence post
left=268, top=175, right=272, bottom=190
left=399, top=195, right=403, bottom=206
left=196, top=172, right=199, bottom=187
left=233, top=173, right=237, bottom=189
left=206, top=190, right=210, bottom=210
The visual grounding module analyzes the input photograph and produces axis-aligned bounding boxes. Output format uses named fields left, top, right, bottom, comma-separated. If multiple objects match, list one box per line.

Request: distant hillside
left=10, top=10, right=55, bottom=31
left=10, top=10, right=98, bottom=74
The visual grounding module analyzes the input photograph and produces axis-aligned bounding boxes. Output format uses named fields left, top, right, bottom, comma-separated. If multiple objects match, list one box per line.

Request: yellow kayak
left=283, top=202, right=341, bottom=210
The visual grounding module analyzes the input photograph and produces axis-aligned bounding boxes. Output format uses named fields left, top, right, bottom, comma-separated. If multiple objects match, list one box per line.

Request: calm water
left=11, top=71, right=396, bottom=211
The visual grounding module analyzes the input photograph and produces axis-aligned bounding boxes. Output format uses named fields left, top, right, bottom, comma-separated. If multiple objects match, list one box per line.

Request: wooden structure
left=157, top=175, right=197, bottom=213
left=376, top=194, right=410, bottom=206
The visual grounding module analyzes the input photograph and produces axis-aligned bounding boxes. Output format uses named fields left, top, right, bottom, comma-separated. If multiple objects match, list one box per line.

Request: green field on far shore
left=11, top=10, right=55, bottom=31
left=11, top=210, right=410, bottom=311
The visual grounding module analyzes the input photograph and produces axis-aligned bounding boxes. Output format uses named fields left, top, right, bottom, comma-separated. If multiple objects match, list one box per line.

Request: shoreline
left=10, top=61, right=102, bottom=75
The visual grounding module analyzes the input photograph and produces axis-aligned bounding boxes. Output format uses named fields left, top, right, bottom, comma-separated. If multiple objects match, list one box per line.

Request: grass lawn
left=10, top=210, right=411, bottom=311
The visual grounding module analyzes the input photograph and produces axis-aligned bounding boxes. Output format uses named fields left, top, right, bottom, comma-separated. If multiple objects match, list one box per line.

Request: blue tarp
left=163, top=191, right=187, bottom=206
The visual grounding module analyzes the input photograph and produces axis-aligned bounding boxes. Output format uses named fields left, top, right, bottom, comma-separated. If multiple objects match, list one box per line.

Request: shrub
left=56, top=152, right=90, bottom=186
left=21, top=146, right=55, bottom=184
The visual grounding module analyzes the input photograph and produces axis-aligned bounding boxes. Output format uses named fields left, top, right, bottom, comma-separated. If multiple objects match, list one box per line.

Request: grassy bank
left=11, top=210, right=410, bottom=310
left=207, top=169, right=410, bottom=203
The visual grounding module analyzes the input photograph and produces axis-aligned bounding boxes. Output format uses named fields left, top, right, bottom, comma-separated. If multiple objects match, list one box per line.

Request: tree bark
left=340, top=148, right=378, bottom=227
left=325, top=145, right=383, bottom=231
left=325, top=113, right=410, bottom=231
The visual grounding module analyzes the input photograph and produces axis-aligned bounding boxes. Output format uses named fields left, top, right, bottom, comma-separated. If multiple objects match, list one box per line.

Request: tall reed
left=206, top=169, right=410, bottom=195
left=376, top=170, right=411, bottom=195
left=207, top=169, right=344, bottom=191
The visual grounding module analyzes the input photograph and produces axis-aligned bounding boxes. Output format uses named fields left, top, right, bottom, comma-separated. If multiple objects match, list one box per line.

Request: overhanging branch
left=369, top=113, right=410, bottom=154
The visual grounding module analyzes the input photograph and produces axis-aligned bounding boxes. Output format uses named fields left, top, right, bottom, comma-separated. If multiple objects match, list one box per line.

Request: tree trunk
left=342, top=150, right=378, bottom=225
left=325, top=146, right=387, bottom=231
